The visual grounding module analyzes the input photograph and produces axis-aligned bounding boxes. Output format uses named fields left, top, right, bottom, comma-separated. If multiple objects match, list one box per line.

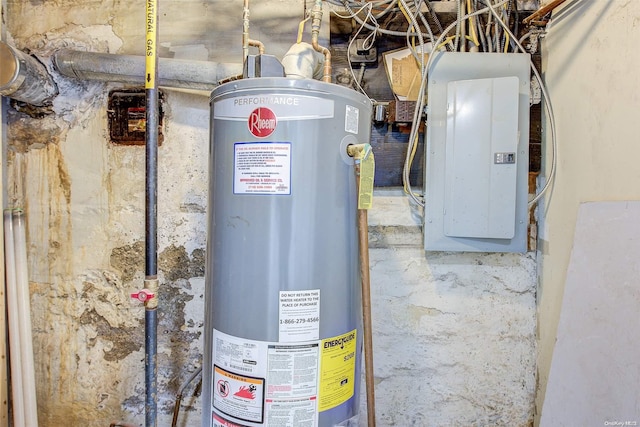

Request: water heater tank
left=203, top=77, right=372, bottom=427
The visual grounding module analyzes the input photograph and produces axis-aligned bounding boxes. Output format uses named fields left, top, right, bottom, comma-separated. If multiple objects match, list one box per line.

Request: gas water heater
left=202, top=77, right=372, bottom=427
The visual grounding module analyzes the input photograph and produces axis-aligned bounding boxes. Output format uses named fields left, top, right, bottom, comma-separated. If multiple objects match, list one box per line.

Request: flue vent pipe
left=53, top=50, right=243, bottom=90
left=0, top=41, right=57, bottom=106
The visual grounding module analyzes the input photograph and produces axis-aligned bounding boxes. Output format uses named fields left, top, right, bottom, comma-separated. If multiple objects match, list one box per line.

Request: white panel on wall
left=443, top=76, right=519, bottom=240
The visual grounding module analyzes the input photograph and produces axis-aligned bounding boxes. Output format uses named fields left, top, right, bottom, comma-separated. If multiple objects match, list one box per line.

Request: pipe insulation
left=53, top=50, right=243, bottom=90
left=0, top=41, right=57, bottom=106
left=281, top=42, right=325, bottom=80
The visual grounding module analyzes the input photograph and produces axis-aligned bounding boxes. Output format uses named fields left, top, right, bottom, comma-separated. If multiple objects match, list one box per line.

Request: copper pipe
left=242, top=0, right=250, bottom=61
left=248, top=39, right=265, bottom=54
left=347, top=144, right=376, bottom=427
left=242, top=0, right=266, bottom=61
left=310, top=0, right=331, bottom=83
left=523, top=0, right=570, bottom=25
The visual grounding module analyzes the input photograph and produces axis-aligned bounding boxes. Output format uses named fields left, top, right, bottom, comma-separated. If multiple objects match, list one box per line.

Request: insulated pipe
left=0, top=41, right=57, bottom=105
left=242, top=0, right=265, bottom=61
left=281, top=42, right=325, bottom=80
left=53, top=50, right=243, bottom=90
left=242, top=0, right=250, bottom=61
left=310, top=0, right=332, bottom=83
left=144, top=0, right=159, bottom=426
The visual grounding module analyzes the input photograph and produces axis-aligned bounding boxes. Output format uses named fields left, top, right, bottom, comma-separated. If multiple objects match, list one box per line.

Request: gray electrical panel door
left=424, top=52, right=530, bottom=252
left=444, top=76, right=519, bottom=239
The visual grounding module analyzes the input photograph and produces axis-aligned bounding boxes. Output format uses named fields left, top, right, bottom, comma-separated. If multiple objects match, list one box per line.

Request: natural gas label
left=234, top=142, right=291, bottom=195
left=279, top=290, right=320, bottom=342
left=213, top=365, right=265, bottom=424
left=214, top=95, right=334, bottom=120
left=145, top=0, right=157, bottom=88
left=318, top=330, right=357, bottom=412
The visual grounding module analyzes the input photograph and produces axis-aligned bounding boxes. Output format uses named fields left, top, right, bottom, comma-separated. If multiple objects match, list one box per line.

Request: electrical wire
left=401, top=0, right=512, bottom=207
left=373, top=0, right=398, bottom=19
left=400, top=0, right=557, bottom=210
left=482, top=0, right=557, bottom=207
left=332, top=2, right=378, bottom=98
left=333, top=0, right=436, bottom=38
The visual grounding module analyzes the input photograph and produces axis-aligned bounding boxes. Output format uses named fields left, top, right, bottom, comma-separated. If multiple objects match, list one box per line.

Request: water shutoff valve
left=131, top=289, right=155, bottom=303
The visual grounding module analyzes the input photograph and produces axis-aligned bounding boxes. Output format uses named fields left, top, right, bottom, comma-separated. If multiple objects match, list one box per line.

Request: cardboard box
left=382, top=45, right=430, bottom=101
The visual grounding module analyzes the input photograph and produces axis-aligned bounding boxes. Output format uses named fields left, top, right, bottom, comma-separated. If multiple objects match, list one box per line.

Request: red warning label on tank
left=248, top=107, right=277, bottom=138
left=213, top=365, right=265, bottom=424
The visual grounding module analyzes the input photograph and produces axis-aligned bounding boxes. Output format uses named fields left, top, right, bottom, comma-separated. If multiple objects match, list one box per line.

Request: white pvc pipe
left=12, top=210, right=38, bottom=427
left=3, top=210, right=25, bottom=427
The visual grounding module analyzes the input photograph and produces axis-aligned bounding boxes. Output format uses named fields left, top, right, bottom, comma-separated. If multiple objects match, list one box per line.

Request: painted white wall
left=364, top=191, right=537, bottom=426
left=538, top=0, right=640, bottom=422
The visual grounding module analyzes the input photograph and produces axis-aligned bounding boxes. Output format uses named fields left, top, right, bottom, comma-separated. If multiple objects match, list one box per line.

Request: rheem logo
left=248, top=107, right=277, bottom=138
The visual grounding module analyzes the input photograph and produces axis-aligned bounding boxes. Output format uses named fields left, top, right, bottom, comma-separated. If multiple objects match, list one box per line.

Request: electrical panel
left=424, top=52, right=530, bottom=253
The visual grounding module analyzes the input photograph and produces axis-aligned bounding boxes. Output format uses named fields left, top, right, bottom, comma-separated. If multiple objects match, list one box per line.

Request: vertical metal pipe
left=242, top=0, right=250, bottom=61
left=144, top=0, right=159, bottom=426
left=310, top=0, right=332, bottom=83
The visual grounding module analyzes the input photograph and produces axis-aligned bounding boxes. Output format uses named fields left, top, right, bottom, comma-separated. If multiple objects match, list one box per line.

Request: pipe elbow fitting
left=282, top=42, right=325, bottom=80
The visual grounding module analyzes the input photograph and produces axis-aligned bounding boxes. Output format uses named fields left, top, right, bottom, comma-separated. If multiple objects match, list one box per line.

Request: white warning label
left=213, top=365, right=265, bottom=424
left=344, top=105, right=359, bottom=134
left=279, top=290, right=320, bottom=342
left=266, top=344, right=319, bottom=427
left=234, top=142, right=291, bottom=195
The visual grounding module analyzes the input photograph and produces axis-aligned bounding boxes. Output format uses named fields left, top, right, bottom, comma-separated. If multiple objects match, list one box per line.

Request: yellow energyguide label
left=319, top=329, right=357, bottom=412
